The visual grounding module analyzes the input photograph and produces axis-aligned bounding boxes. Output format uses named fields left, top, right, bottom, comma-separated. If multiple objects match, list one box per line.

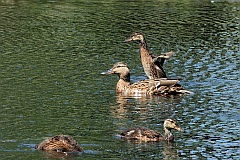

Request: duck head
left=164, top=118, right=183, bottom=132
left=125, top=32, right=145, bottom=43
left=101, top=62, right=130, bottom=82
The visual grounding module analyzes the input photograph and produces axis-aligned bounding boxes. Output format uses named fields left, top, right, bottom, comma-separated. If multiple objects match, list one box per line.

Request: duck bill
left=101, top=69, right=113, bottom=75
left=125, top=37, right=133, bottom=42
left=174, top=126, right=184, bottom=132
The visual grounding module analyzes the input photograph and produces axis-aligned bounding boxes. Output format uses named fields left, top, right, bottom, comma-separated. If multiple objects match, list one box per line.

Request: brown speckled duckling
left=35, top=135, right=83, bottom=152
left=126, top=32, right=174, bottom=79
left=101, top=62, right=180, bottom=96
left=120, top=119, right=183, bottom=142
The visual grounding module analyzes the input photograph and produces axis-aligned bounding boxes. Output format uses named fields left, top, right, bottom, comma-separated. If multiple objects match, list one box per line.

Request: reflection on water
left=162, top=142, right=179, bottom=160
left=111, top=94, right=183, bottom=121
left=38, top=150, right=82, bottom=159
left=0, top=0, right=239, bottom=159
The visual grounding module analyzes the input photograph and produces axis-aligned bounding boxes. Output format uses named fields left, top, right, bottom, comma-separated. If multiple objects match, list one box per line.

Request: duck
left=125, top=32, right=174, bottom=79
left=35, top=135, right=83, bottom=153
left=119, top=118, right=183, bottom=142
left=126, top=32, right=193, bottom=95
left=101, top=62, right=189, bottom=96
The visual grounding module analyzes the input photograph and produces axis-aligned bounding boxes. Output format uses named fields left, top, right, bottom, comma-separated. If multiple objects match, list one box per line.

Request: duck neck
left=164, top=128, right=173, bottom=141
left=116, top=73, right=131, bottom=92
left=139, top=38, right=150, bottom=55
left=120, top=73, right=130, bottom=82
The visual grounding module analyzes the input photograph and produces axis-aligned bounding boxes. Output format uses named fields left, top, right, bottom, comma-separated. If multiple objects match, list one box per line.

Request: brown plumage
left=120, top=119, right=183, bottom=142
left=125, top=32, right=193, bottom=95
left=126, top=32, right=174, bottom=79
left=102, top=62, right=191, bottom=96
left=35, top=135, right=83, bottom=152
left=101, top=62, right=182, bottom=96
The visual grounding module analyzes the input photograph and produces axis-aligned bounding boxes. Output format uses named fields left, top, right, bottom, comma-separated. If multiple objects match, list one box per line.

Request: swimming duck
left=125, top=32, right=174, bottom=79
left=35, top=135, right=83, bottom=152
left=101, top=62, right=183, bottom=96
left=119, top=119, right=183, bottom=142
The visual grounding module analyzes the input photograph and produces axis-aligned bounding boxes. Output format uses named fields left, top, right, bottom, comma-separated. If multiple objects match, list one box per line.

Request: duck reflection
left=39, top=150, right=81, bottom=159
left=162, top=142, right=179, bottom=160
left=116, top=139, right=180, bottom=159
left=110, top=93, right=183, bottom=120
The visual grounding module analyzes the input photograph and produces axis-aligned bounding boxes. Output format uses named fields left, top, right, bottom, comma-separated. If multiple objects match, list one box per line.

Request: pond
left=0, top=0, right=239, bottom=159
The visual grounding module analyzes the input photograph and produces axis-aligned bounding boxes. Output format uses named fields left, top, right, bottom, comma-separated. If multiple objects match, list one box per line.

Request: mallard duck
left=119, top=119, right=183, bottom=142
left=101, top=62, right=181, bottom=95
left=125, top=32, right=174, bottom=79
left=125, top=32, right=193, bottom=95
left=35, top=135, right=83, bottom=152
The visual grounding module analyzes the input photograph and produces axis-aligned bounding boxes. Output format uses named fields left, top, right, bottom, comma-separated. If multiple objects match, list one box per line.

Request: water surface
left=0, top=0, right=239, bottom=159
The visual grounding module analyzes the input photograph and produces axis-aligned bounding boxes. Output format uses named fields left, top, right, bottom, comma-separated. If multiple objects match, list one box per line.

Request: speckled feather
left=126, top=32, right=174, bottom=79
left=119, top=119, right=183, bottom=142
left=102, top=62, right=192, bottom=96
left=35, top=135, right=83, bottom=152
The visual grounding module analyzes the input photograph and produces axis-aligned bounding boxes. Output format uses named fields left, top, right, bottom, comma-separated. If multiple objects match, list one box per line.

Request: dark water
left=0, top=0, right=239, bottom=159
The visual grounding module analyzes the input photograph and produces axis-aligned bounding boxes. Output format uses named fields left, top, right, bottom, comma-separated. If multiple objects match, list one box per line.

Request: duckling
left=125, top=32, right=174, bottom=79
left=35, top=135, right=83, bottom=152
left=119, top=119, right=183, bottom=142
left=101, top=62, right=180, bottom=95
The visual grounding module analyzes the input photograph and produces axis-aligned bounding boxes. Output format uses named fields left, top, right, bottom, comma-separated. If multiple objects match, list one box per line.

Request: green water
left=0, top=0, right=239, bottom=159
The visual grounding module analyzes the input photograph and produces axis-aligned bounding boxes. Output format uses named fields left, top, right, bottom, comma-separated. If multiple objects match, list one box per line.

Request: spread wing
left=152, top=51, right=174, bottom=66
